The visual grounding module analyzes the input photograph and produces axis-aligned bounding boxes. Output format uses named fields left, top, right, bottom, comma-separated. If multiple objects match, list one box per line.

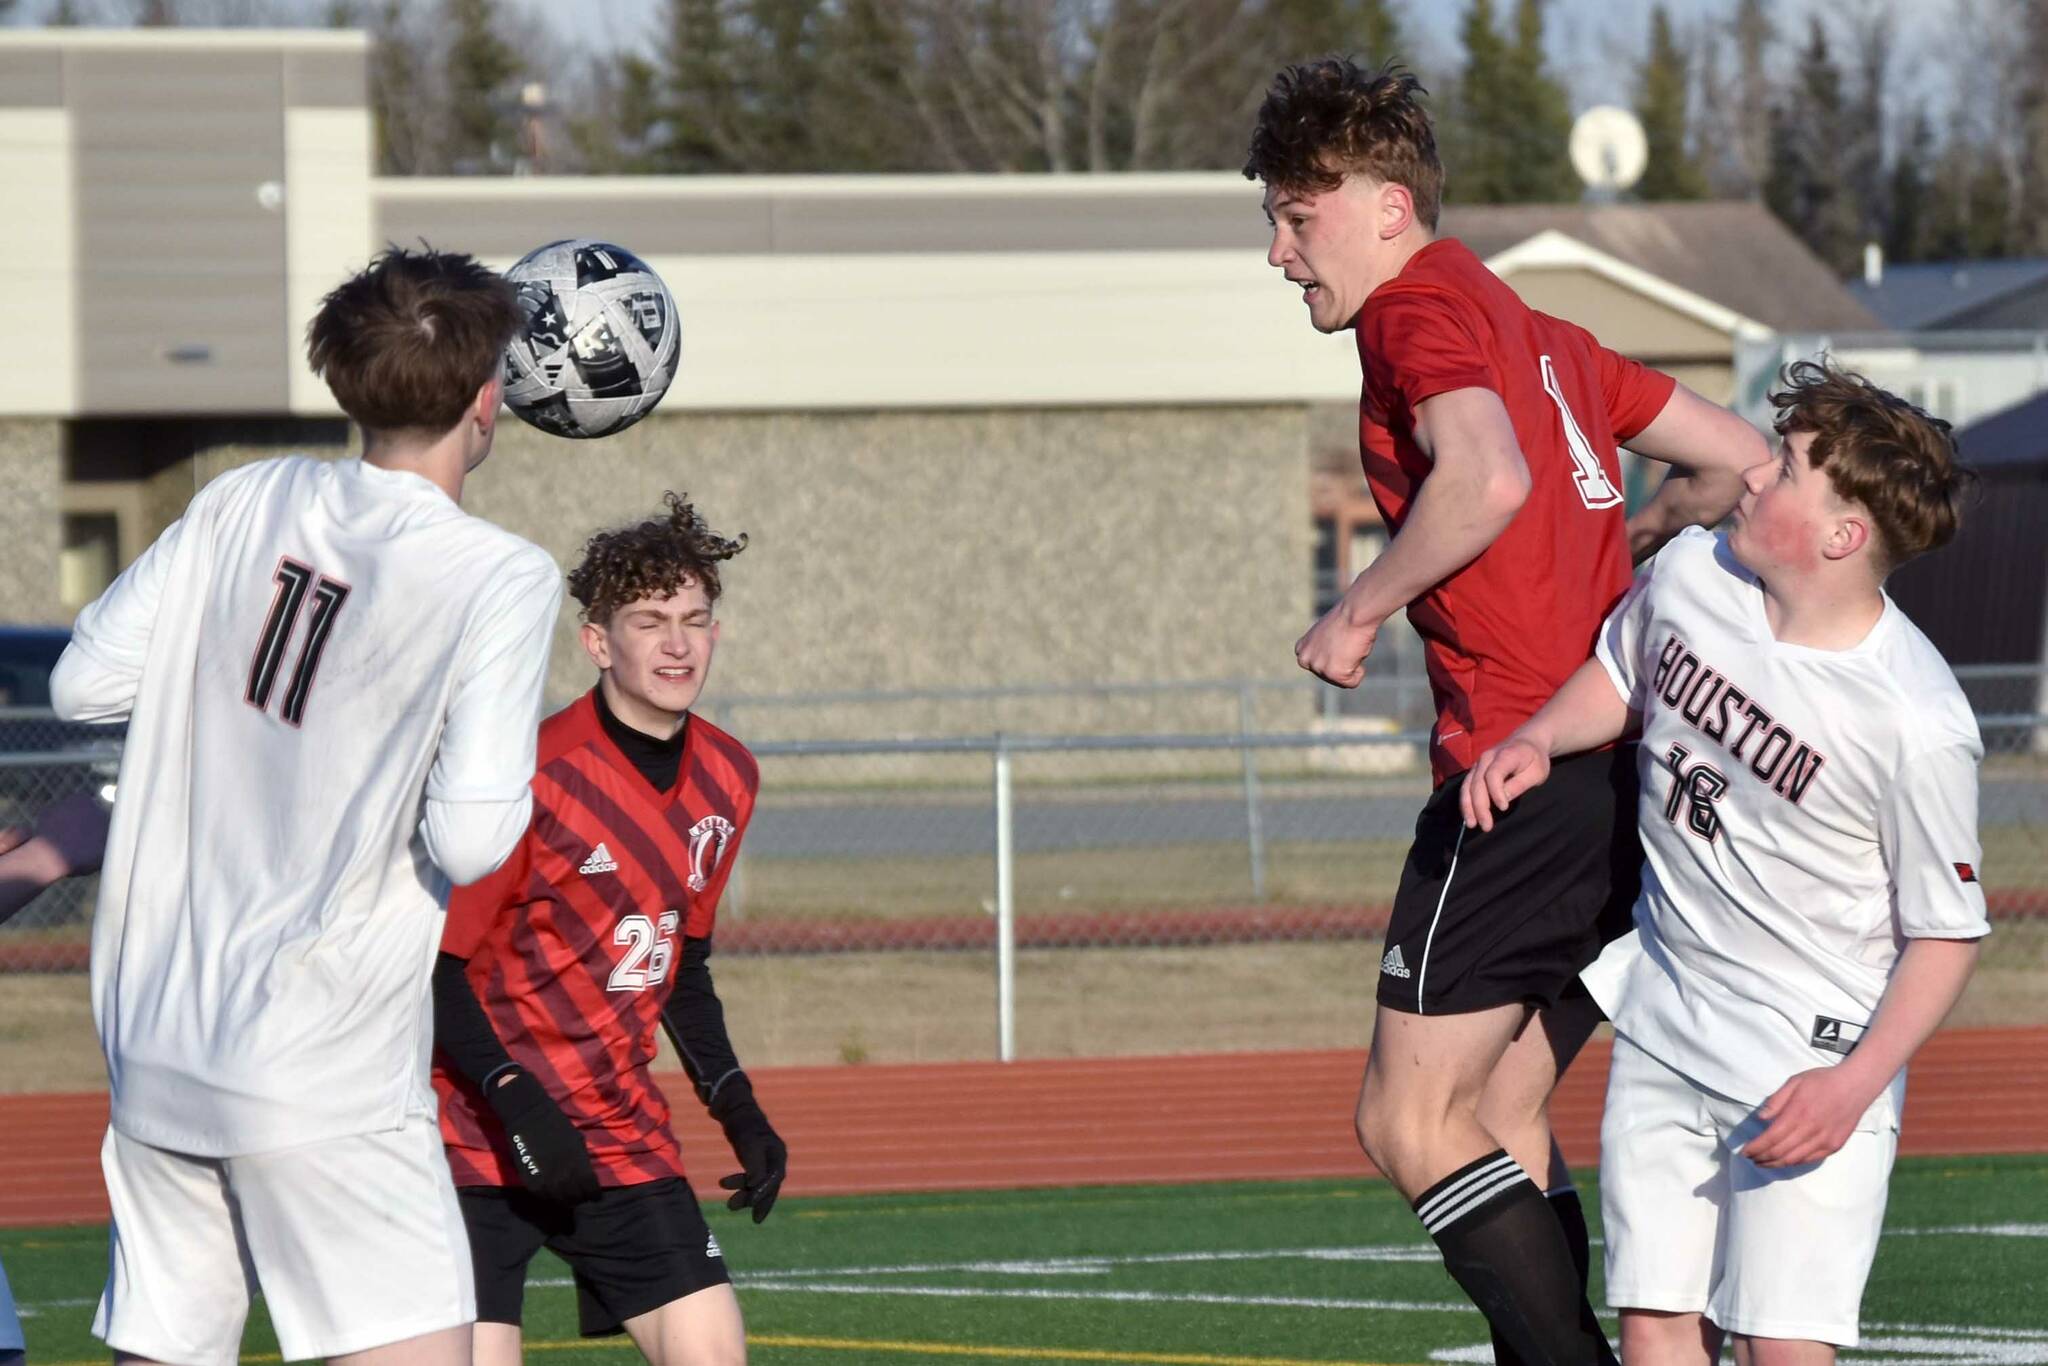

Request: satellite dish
left=1569, top=105, right=1649, bottom=192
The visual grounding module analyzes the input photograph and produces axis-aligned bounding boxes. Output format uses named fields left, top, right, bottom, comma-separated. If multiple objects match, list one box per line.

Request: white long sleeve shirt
left=53, top=455, right=563, bottom=1156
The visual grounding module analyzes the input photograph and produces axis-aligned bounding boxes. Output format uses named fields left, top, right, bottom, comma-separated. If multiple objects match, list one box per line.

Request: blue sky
left=4, top=0, right=1978, bottom=117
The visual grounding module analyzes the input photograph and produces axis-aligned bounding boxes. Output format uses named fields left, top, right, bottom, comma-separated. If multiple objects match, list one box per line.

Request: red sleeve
left=1593, top=339, right=1678, bottom=442
left=440, top=837, right=530, bottom=958
left=1357, top=287, right=1498, bottom=414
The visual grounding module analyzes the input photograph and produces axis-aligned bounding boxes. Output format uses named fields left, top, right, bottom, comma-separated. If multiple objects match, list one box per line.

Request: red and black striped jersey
left=433, top=689, right=758, bottom=1187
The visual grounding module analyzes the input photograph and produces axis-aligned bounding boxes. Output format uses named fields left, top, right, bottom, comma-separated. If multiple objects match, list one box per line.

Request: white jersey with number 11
left=52, top=455, right=562, bottom=1158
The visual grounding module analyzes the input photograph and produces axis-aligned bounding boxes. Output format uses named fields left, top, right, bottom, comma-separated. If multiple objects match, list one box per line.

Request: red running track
left=4, top=1028, right=2044, bottom=1228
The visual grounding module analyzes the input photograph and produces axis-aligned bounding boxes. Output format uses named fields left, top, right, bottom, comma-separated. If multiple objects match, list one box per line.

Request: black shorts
left=1376, top=745, right=1640, bottom=1016
left=460, top=1177, right=731, bottom=1337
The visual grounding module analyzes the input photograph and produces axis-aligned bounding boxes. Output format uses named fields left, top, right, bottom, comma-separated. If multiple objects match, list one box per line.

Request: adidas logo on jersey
left=579, top=843, right=618, bottom=875
left=1380, top=945, right=1412, bottom=979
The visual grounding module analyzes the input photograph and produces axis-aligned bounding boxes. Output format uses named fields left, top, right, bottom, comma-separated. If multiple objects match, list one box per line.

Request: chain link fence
left=2, top=677, right=2043, bottom=1071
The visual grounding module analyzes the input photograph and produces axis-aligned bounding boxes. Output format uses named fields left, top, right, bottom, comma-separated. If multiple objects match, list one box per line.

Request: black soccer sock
left=1415, top=1153, right=1612, bottom=1366
left=1486, top=1186, right=1612, bottom=1366
left=1547, top=1186, right=1594, bottom=1296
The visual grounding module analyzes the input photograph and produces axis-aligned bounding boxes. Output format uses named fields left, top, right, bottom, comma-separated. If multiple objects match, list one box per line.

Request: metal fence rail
left=3, top=696, right=2043, bottom=1065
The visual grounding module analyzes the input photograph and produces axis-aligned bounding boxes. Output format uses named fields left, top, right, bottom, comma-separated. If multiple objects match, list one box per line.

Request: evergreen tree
left=1729, top=0, right=1773, bottom=196
left=1441, top=0, right=1510, bottom=202
left=1842, top=7, right=1892, bottom=257
left=1885, top=106, right=1933, bottom=263
left=1495, top=0, right=1575, bottom=201
left=367, top=0, right=435, bottom=174
left=568, top=52, right=666, bottom=173
left=2015, top=0, right=2048, bottom=253
left=442, top=0, right=521, bottom=173
left=730, top=0, right=829, bottom=171
left=1634, top=5, right=1706, bottom=200
left=1763, top=18, right=1860, bottom=275
left=655, top=0, right=744, bottom=171
left=1262, top=0, right=1404, bottom=66
left=810, top=0, right=938, bottom=170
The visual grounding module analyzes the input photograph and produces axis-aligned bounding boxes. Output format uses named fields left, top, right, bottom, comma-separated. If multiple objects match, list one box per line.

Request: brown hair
left=1769, top=359, right=1973, bottom=571
left=1243, top=58, right=1443, bottom=230
left=305, top=245, right=520, bottom=436
left=567, top=492, right=749, bottom=624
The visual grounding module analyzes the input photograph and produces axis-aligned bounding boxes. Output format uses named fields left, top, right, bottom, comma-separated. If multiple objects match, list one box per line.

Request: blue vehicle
left=0, top=626, right=70, bottom=709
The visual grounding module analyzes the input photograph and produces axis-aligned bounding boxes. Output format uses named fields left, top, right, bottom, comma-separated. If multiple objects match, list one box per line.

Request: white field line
left=739, top=1244, right=1445, bottom=1281
left=741, top=1281, right=1466, bottom=1314
left=1881, top=1224, right=2048, bottom=1238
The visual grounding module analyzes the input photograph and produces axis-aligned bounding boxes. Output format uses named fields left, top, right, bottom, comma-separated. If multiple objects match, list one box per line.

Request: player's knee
left=1474, top=1083, right=1547, bottom=1143
left=1730, top=1335, right=1834, bottom=1366
left=1620, top=1309, right=1714, bottom=1366
left=1353, top=1076, right=1436, bottom=1176
left=655, top=1332, right=745, bottom=1366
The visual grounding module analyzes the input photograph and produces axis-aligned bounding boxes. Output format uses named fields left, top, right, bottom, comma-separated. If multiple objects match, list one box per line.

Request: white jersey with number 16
left=1581, top=527, right=1989, bottom=1125
left=52, top=455, right=563, bottom=1158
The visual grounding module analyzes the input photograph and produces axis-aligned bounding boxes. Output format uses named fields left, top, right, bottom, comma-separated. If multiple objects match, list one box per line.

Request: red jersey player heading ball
left=1247, top=58, right=1767, bottom=1366
left=432, top=493, right=776, bottom=1366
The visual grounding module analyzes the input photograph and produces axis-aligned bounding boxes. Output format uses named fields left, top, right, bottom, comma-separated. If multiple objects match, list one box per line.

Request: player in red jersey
left=1246, top=60, right=1768, bottom=1366
left=431, top=494, right=780, bottom=1366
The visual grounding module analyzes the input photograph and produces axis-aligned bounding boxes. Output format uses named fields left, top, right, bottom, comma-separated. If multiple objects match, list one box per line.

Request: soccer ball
left=501, top=239, right=679, bottom=439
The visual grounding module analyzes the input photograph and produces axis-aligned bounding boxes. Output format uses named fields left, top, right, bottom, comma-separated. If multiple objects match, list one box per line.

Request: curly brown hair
left=306, top=245, right=520, bottom=436
left=1769, top=360, right=1974, bottom=572
left=1242, top=58, right=1442, bottom=230
left=567, top=492, right=749, bottom=624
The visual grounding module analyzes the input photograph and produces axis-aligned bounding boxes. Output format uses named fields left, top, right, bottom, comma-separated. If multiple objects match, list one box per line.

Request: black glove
left=710, top=1076, right=786, bottom=1223
left=486, top=1067, right=601, bottom=1206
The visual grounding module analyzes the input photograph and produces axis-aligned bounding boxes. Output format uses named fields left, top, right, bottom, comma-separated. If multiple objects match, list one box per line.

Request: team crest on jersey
left=1954, top=862, right=1978, bottom=883
left=686, top=815, right=736, bottom=892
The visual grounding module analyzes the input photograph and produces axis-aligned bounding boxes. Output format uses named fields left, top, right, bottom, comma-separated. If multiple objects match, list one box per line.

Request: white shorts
left=93, top=1118, right=474, bottom=1365
left=1600, top=1034, right=1896, bottom=1347
left=0, top=1254, right=22, bottom=1352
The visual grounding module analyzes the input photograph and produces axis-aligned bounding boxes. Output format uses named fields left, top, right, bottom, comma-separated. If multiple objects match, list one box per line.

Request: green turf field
left=6, top=1157, right=2046, bottom=1364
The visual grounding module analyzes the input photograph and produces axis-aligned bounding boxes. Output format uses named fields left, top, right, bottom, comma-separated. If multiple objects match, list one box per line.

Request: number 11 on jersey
left=246, top=557, right=351, bottom=727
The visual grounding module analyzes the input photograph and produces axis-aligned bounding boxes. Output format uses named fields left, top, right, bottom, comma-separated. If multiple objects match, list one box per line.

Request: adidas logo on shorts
left=706, top=1231, right=723, bottom=1259
left=579, top=843, right=618, bottom=875
left=1381, top=945, right=1412, bottom=979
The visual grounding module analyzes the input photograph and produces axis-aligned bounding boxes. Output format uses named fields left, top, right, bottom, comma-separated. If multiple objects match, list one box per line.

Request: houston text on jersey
left=1649, top=631, right=1827, bottom=805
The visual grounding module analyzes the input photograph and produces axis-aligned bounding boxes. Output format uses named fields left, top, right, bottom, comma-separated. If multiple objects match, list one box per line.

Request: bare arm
left=0, top=792, right=111, bottom=925
left=1295, top=387, right=1531, bottom=687
left=1458, top=657, right=1634, bottom=831
left=0, top=836, right=71, bottom=925
left=1744, top=937, right=1980, bottom=1168
left=1622, top=385, right=1771, bottom=563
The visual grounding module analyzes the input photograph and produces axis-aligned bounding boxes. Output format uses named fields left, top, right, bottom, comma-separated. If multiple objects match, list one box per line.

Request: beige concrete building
left=0, top=28, right=1877, bottom=727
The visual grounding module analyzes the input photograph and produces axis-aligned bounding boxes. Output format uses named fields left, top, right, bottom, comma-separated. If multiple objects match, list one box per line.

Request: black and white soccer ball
left=501, top=239, right=679, bottom=439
